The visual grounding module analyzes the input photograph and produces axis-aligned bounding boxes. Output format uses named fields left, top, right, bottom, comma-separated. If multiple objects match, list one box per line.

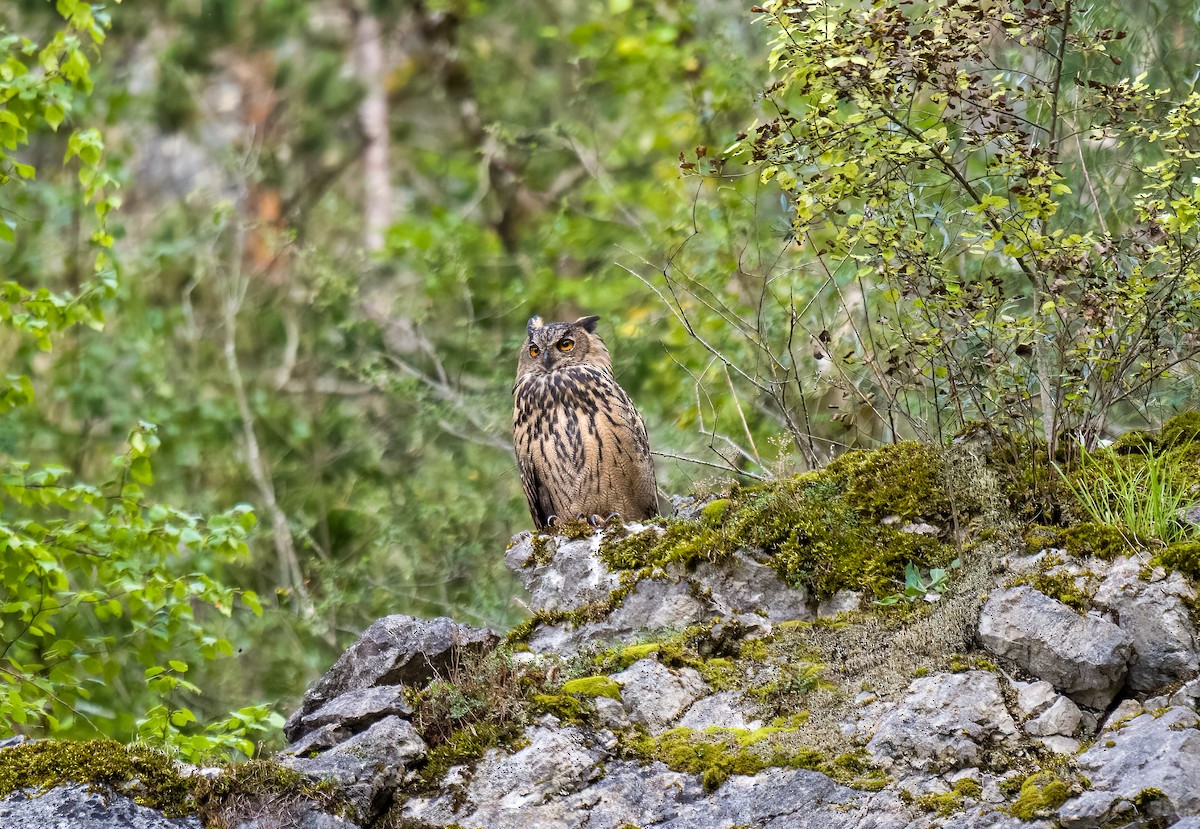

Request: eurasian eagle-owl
left=512, top=314, right=658, bottom=530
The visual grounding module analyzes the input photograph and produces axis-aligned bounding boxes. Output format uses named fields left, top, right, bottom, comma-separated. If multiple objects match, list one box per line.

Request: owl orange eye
left=558, top=339, right=574, bottom=351
left=529, top=344, right=540, bottom=358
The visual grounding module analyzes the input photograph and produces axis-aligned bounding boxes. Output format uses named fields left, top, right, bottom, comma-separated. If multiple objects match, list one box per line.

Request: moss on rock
left=0, top=739, right=194, bottom=818
left=622, top=726, right=886, bottom=793
left=598, top=442, right=961, bottom=600
left=1005, top=771, right=1071, bottom=819
left=193, top=759, right=350, bottom=828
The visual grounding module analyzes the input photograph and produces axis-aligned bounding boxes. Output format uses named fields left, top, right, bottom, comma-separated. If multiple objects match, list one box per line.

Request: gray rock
left=527, top=576, right=709, bottom=654
left=678, top=690, right=763, bottom=731
left=1013, top=679, right=1059, bottom=719
left=1058, top=790, right=1125, bottom=828
left=0, top=785, right=200, bottom=828
left=1092, top=556, right=1200, bottom=693
left=401, top=725, right=607, bottom=828
left=1062, top=706, right=1200, bottom=825
left=611, top=658, right=709, bottom=733
left=285, top=615, right=497, bottom=740
left=1025, top=695, right=1082, bottom=738
left=866, top=671, right=1019, bottom=773
left=658, top=767, right=912, bottom=829
left=1170, top=677, right=1200, bottom=709
left=1033, top=735, right=1082, bottom=755
left=938, top=810, right=1055, bottom=829
left=284, top=715, right=426, bottom=820
left=817, top=589, right=862, bottom=618
left=978, top=586, right=1133, bottom=708
left=504, top=530, right=621, bottom=612
left=283, top=723, right=350, bottom=758
left=694, top=549, right=814, bottom=623
left=295, top=684, right=412, bottom=736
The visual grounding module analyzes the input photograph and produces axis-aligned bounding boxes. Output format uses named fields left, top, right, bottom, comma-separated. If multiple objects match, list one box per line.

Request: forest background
left=3, top=0, right=1200, bottom=758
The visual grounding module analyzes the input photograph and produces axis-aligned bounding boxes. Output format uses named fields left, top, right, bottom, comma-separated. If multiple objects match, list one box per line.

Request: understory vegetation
left=3, top=0, right=1200, bottom=772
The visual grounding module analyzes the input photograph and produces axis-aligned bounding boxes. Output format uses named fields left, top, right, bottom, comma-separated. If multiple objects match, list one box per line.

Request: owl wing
left=517, top=449, right=556, bottom=530
left=605, top=385, right=660, bottom=517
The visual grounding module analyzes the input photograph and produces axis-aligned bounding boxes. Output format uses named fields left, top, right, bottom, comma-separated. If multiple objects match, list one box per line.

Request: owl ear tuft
left=574, top=315, right=601, bottom=333
left=526, top=316, right=545, bottom=337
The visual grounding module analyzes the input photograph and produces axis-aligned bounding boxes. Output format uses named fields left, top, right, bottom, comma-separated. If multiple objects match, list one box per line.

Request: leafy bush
left=0, top=2, right=271, bottom=759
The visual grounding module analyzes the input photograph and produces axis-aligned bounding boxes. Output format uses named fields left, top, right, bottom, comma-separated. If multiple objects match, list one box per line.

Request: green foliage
left=875, top=559, right=960, bottom=607
left=0, top=4, right=265, bottom=757
left=645, top=0, right=1200, bottom=463
left=1058, top=443, right=1199, bottom=549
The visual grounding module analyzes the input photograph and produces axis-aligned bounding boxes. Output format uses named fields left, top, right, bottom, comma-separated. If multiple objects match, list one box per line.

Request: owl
left=513, top=314, right=659, bottom=530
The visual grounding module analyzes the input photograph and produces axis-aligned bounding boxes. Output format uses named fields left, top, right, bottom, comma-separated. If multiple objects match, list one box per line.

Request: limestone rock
left=526, top=576, right=709, bottom=654
left=0, top=784, right=201, bottom=829
left=1013, top=679, right=1059, bottom=720
left=294, top=684, right=412, bottom=736
left=866, top=671, right=1019, bottom=772
left=694, top=549, right=814, bottom=623
left=1060, top=706, right=1200, bottom=826
left=678, top=690, right=763, bottom=731
left=404, top=758, right=917, bottom=829
left=1092, top=556, right=1200, bottom=693
left=978, top=586, right=1132, bottom=708
left=284, top=715, right=426, bottom=820
left=504, top=531, right=621, bottom=612
left=400, top=724, right=608, bottom=828
left=1024, top=695, right=1082, bottom=738
left=817, top=589, right=862, bottom=618
left=1171, top=677, right=1200, bottom=710
left=284, top=615, right=497, bottom=740
left=611, top=658, right=709, bottom=734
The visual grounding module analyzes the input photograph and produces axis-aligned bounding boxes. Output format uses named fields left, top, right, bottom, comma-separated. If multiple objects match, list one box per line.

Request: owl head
left=517, top=314, right=612, bottom=377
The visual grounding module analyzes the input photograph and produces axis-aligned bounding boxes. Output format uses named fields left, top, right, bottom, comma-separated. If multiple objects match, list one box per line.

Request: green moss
left=914, top=778, right=982, bottom=817
left=193, top=759, right=350, bottom=828
left=1056, top=523, right=1129, bottom=561
left=1006, top=772, right=1071, bottom=819
left=530, top=692, right=589, bottom=723
left=526, top=533, right=556, bottom=566
left=821, top=442, right=952, bottom=520
left=1009, top=557, right=1092, bottom=613
left=1157, top=412, right=1200, bottom=451
left=417, top=721, right=522, bottom=788
left=0, top=739, right=193, bottom=817
left=701, top=498, right=732, bottom=524
left=560, top=676, right=622, bottom=700
left=557, top=519, right=598, bottom=540
left=611, top=643, right=662, bottom=667
left=624, top=726, right=885, bottom=793
left=594, top=442, right=963, bottom=600
left=1159, top=541, right=1200, bottom=581
left=1132, top=786, right=1167, bottom=806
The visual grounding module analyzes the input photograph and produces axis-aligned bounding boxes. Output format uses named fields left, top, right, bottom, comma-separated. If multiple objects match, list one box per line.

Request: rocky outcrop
left=864, top=671, right=1019, bottom=773
left=6, top=458, right=1200, bottom=829
left=978, top=585, right=1133, bottom=708
left=0, top=785, right=201, bottom=829
left=1092, top=556, right=1200, bottom=693
left=283, top=614, right=498, bottom=742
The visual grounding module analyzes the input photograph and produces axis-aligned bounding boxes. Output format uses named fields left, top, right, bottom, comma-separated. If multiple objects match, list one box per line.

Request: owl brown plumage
left=512, top=314, right=658, bottom=530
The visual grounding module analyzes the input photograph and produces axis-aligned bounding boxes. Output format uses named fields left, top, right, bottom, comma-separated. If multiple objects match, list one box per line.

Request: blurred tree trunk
left=351, top=3, right=392, bottom=253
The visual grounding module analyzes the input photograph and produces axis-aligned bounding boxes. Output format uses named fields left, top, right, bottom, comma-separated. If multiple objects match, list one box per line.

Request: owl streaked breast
left=512, top=314, right=658, bottom=530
